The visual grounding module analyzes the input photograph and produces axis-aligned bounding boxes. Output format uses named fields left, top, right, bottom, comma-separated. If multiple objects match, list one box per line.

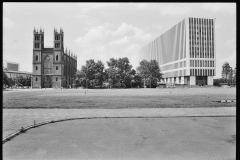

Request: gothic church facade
left=32, top=28, right=77, bottom=88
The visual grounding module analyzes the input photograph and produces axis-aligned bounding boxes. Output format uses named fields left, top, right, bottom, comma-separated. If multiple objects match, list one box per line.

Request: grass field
left=3, top=87, right=236, bottom=109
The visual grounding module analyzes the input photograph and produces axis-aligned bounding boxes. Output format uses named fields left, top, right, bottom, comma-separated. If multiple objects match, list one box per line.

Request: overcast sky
left=3, top=2, right=236, bottom=78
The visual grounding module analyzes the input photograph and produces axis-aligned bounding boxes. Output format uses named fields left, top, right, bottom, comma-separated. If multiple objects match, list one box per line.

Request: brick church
left=32, top=28, right=77, bottom=88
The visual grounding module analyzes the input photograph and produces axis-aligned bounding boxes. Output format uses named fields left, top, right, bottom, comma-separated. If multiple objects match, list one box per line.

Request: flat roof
left=3, top=69, right=32, bottom=75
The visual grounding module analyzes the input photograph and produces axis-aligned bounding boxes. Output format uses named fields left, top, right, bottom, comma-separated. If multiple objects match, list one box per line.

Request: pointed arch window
left=56, top=77, right=58, bottom=81
left=35, top=35, right=40, bottom=40
left=36, top=55, right=38, bottom=61
left=35, top=43, right=40, bottom=48
left=36, top=77, right=38, bottom=81
left=36, top=66, right=38, bottom=70
left=55, top=35, right=60, bottom=40
left=56, top=55, right=58, bottom=61
left=55, top=43, right=60, bottom=48
left=56, top=66, right=58, bottom=70
left=44, top=56, right=52, bottom=74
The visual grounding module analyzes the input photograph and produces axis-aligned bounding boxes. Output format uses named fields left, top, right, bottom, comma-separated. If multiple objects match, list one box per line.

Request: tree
left=222, top=62, right=233, bottom=85
left=3, top=72, right=9, bottom=87
left=16, top=76, right=26, bottom=86
left=76, top=59, right=105, bottom=88
left=105, top=57, right=135, bottom=88
left=213, top=78, right=225, bottom=86
left=233, top=67, right=236, bottom=84
left=136, top=60, right=149, bottom=87
left=8, top=77, right=15, bottom=87
left=136, top=59, right=162, bottom=88
left=130, top=74, right=143, bottom=88
left=25, top=76, right=31, bottom=87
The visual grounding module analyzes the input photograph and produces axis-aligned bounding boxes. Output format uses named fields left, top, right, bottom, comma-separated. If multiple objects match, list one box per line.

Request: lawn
left=3, top=87, right=236, bottom=109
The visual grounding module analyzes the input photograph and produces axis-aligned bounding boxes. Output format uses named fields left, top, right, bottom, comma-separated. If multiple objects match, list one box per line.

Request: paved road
left=3, top=107, right=236, bottom=139
left=3, top=117, right=236, bottom=160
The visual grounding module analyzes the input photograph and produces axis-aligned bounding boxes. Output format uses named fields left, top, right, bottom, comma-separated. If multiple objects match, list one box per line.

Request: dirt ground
left=3, top=117, right=236, bottom=160
left=3, top=87, right=236, bottom=109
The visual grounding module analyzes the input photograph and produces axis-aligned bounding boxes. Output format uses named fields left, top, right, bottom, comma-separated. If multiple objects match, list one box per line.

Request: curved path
left=3, top=107, right=236, bottom=141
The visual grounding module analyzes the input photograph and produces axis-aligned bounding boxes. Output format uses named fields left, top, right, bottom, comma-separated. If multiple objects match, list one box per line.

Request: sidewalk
left=3, top=107, right=236, bottom=140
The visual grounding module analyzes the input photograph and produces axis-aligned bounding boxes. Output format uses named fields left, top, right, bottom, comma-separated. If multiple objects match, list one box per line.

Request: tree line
left=3, top=72, right=31, bottom=88
left=75, top=57, right=163, bottom=88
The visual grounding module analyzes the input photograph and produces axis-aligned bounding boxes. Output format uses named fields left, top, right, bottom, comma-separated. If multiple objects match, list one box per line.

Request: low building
left=3, top=68, right=32, bottom=79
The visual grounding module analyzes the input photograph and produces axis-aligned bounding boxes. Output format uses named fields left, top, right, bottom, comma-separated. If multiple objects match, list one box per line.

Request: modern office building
left=32, top=28, right=77, bottom=88
left=3, top=60, right=19, bottom=71
left=139, top=17, right=216, bottom=86
left=3, top=60, right=32, bottom=80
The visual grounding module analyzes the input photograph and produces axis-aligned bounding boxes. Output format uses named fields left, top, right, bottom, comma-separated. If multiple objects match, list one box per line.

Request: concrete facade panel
left=138, top=17, right=216, bottom=85
left=207, top=76, right=213, bottom=85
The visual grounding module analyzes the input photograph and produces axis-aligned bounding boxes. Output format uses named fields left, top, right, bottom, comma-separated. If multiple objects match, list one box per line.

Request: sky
left=3, top=2, right=236, bottom=78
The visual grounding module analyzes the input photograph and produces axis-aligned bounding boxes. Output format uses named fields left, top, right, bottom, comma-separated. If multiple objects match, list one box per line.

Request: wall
left=207, top=76, right=213, bottom=85
left=32, top=75, right=41, bottom=88
left=138, top=18, right=187, bottom=78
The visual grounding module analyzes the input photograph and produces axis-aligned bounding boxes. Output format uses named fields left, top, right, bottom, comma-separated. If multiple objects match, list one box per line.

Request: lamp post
left=85, top=72, right=88, bottom=89
left=31, top=75, right=33, bottom=89
left=229, top=67, right=232, bottom=86
left=72, top=78, right=74, bottom=89
left=60, top=76, right=62, bottom=89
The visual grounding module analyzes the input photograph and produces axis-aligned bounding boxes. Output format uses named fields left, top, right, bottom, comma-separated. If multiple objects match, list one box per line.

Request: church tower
left=52, top=28, right=64, bottom=88
left=32, top=28, right=77, bottom=88
left=32, top=28, right=44, bottom=88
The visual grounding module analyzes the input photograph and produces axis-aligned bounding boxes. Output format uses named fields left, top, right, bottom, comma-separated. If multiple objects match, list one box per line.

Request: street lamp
left=229, top=67, right=232, bottom=86
left=72, top=78, right=74, bottom=89
left=31, top=75, right=33, bottom=89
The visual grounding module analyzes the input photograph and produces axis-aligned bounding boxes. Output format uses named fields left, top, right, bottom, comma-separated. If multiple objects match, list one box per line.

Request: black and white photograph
left=3, top=2, right=236, bottom=160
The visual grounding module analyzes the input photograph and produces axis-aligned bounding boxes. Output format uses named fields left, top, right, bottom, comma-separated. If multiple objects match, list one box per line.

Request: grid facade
left=138, top=17, right=216, bottom=85
left=189, top=17, right=216, bottom=77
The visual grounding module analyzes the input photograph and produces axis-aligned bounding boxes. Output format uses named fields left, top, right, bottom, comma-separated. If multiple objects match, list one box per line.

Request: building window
left=56, top=77, right=58, bottom=81
left=35, top=35, right=40, bottom=41
left=36, top=55, right=38, bottom=61
left=190, top=69, right=193, bottom=76
left=55, top=43, right=60, bottom=48
left=56, top=55, right=58, bottom=61
left=55, top=35, right=60, bottom=40
left=36, top=66, right=38, bottom=70
left=36, top=77, right=38, bottom=81
left=56, top=66, right=58, bottom=70
left=35, top=43, right=40, bottom=48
